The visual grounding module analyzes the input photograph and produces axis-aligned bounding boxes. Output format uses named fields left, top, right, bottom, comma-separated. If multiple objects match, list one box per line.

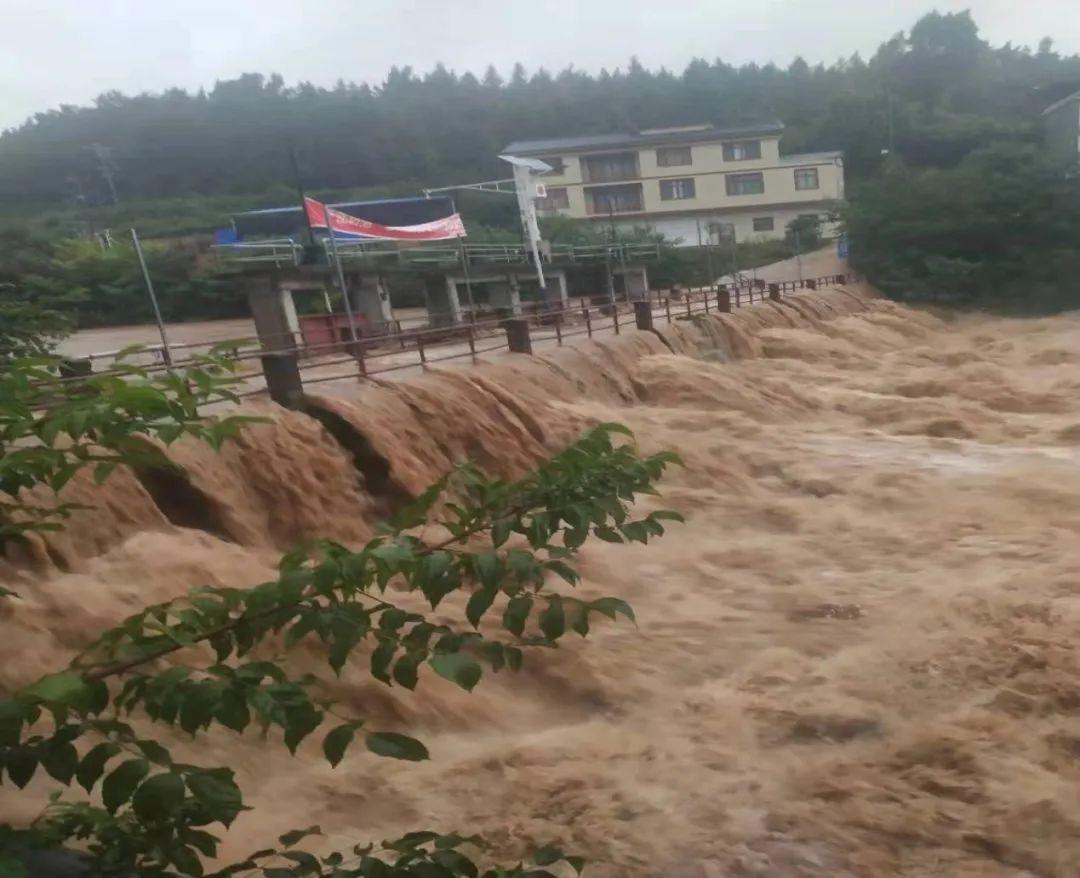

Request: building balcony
left=584, top=183, right=644, bottom=216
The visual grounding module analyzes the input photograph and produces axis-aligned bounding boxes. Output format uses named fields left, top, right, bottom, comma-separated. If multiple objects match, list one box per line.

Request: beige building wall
left=533, top=133, right=843, bottom=243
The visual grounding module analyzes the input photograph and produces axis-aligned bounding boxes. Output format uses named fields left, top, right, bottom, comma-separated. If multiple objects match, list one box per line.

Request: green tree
left=844, top=143, right=1080, bottom=310
left=0, top=357, right=683, bottom=876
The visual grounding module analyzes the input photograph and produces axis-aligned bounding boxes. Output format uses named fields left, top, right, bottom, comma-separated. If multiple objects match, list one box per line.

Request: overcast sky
left=2, top=0, right=1078, bottom=130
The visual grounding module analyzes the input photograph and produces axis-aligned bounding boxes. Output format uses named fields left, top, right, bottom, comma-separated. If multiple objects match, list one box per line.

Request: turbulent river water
left=4, top=285, right=1080, bottom=877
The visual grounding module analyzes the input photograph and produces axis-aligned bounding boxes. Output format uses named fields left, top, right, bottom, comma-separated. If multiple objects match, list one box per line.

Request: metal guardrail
left=62, top=274, right=850, bottom=406
left=211, top=239, right=662, bottom=269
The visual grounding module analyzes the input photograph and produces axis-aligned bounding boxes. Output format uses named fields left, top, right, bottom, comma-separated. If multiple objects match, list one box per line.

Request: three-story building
left=503, top=122, right=843, bottom=246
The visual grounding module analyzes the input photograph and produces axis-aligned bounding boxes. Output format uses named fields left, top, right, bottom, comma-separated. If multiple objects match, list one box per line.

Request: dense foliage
left=0, top=354, right=683, bottom=876
left=2, top=12, right=1077, bottom=212
left=0, top=229, right=248, bottom=332
left=845, top=145, right=1080, bottom=310
left=3, top=10, right=1080, bottom=324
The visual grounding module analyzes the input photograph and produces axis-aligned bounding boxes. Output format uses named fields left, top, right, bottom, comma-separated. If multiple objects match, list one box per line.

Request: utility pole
left=90, top=143, right=119, bottom=204
left=130, top=229, right=173, bottom=369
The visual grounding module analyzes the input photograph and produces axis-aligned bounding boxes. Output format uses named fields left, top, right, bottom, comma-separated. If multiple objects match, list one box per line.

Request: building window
left=656, top=146, right=692, bottom=167
left=659, top=178, right=696, bottom=200
left=725, top=172, right=765, bottom=196
left=582, top=152, right=639, bottom=183
left=585, top=183, right=644, bottom=215
left=752, top=216, right=774, bottom=232
left=794, top=167, right=820, bottom=190
left=544, top=157, right=567, bottom=174
left=723, top=140, right=762, bottom=161
left=537, top=187, right=569, bottom=211
left=709, top=222, right=735, bottom=244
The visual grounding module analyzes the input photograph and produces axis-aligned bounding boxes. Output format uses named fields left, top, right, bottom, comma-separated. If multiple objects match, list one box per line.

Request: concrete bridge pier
left=546, top=269, right=569, bottom=309
left=347, top=273, right=394, bottom=329
left=614, top=265, right=650, bottom=302
left=489, top=275, right=523, bottom=317
left=425, top=273, right=462, bottom=326
left=245, top=274, right=302, bottom=352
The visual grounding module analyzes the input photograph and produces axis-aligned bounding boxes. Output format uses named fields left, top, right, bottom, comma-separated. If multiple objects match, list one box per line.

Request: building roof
left=503, top=121, right=785, bottom=156
left=1042, top=89, right=1080, bottom=117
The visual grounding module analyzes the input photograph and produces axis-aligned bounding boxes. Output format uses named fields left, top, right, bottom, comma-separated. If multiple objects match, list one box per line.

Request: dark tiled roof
left=503, top=122, right=785, bottom=155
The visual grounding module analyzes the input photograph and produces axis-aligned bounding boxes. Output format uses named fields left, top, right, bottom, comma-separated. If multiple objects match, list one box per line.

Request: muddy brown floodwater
left=4, top=286, right=1080, bottom=877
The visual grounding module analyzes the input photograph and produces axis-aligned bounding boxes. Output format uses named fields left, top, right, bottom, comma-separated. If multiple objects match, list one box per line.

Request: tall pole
left=458, top=236, right=476, bottom=320
left=130, top=229, right=173, bottom=369
left=322, top=203, right=359, bottom=343
left=288, top=146, right=316, bottom=246
left=794, top=228, right=804, bottom=283
left=92, top=143, right=119, bottom=205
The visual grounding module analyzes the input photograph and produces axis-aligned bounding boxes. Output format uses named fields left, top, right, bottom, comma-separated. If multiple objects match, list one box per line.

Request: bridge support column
left=246, top=274, right=301, bottom=352
left=616, top=266, right=650, bottom=302
left=348, top=274, right=394, bottom=329
left=489, top=276, right=522, bottom=317
left=547, top=269, right=569, bottom=309
left=425, top=274, right=461, bottom=326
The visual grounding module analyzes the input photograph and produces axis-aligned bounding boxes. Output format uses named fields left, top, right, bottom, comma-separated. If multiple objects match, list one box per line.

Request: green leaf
left=650, top=509, right=685, bottom=522
left=538, top=597, right=565, bottom=641
left=93, top=462, right=117, bottom=485
left=187, top=768, right=244, bottom=826
left=169, top=843, right=205, bottom=877
left=590, top=597, right=636, bottom=623
left=429, top=652, right=482, bottom=692
left=544, top=560, right=579, bottom=585
left=491, top=517, right=513, bottom=548
left=472, top=552, right=500, bottom=590
left=365, top=731, right=429, bottom=762
left=323, top=722, right=359, bottom=768
left=502, top=595, right=532, bottom=637
left=76, top=741, right=120, bottom=792
left=370, top=640, right=396, bottom=685
left=102, top=758, right=150, bottom=813
left=465, top=587, right=497, bottom=628
left=283, top=703, right=324, bottom=754
left=533, top=846, right=564, bottom=866
left=216, top=689, right=251, bottom=733
left=281, top=850, right=321, bottom=875
left=392, top=651, right=422, bottom=690
left=41, top=741, right=78, bottom=784
left=5, top=747, right=37, bottom=789
left=569, top=602, right=590, bottom=637
left=279, top=825, right=324, bottom=848
left=135, top=739, right=173, bottom=765
left=593, top=526, right=623, bottom=543
left=0, top=699, right=26, bottom=746
left=132, top=771, right=187, bottom=821
left=21, top=671, right=90, bottom=708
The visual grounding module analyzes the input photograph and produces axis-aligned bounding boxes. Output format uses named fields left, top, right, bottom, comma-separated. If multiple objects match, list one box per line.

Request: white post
left=510, top=162, right=547, bottom=301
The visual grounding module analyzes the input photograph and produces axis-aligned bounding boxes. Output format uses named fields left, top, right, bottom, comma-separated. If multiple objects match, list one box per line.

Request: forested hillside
left=2, top=9, right=1080, bottom=337
left=2, top=10, right=1078, bottom=211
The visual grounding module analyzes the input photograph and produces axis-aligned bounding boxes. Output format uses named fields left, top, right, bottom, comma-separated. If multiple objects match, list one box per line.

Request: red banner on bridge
left=305, top=196, right=466, bottom=241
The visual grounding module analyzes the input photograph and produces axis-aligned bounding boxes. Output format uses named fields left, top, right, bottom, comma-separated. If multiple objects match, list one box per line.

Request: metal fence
left=61, top=273, right=850, bottom=406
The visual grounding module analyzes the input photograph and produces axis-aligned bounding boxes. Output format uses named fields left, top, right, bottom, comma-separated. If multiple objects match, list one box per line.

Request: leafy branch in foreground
left=0, top=346, right=258, bottom=545
left=1, top=419, right=683, bottom=877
